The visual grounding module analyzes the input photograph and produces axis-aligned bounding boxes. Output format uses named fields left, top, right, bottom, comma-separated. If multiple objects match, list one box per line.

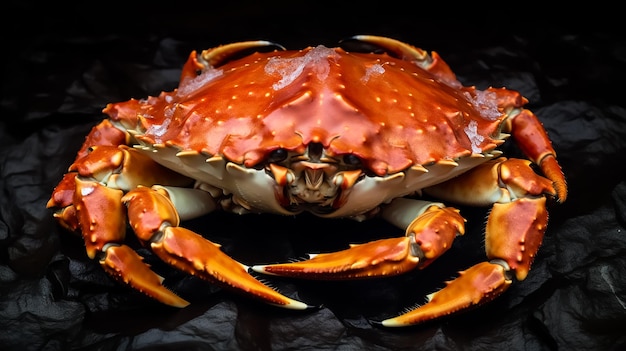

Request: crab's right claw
left=151, top=225, right=310, bottom=310
left=101, top=244, right=191, bottom=307
left=123, top=186, right=310, bottom=310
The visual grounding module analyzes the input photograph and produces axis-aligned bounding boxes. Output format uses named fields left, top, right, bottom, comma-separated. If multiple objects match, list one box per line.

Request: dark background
left=2, top=3, right=626, bottom=350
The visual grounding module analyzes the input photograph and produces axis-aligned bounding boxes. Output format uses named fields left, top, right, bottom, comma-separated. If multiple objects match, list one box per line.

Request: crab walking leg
left=380, top=157, right=556, bottom=326
left=123, top=186, right=309, bottom=310
left=504, top=105, right=567, bottom=202
left=251, top=199, right=465, bottom=279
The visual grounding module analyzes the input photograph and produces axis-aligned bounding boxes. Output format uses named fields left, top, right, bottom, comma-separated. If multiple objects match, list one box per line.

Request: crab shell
left=103, top=40, right=522, bottom=218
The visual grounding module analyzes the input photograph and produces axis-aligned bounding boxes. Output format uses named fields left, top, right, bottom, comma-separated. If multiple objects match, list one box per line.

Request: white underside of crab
left=130, top=126, right=501, bottom=219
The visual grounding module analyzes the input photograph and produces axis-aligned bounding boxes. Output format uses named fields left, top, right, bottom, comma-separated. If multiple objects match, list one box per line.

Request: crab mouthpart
left=269, top=162, right=361, bottom=214
left=291, top=161, right=337, bottom=206
left=302, top=162, right=328, bottom=190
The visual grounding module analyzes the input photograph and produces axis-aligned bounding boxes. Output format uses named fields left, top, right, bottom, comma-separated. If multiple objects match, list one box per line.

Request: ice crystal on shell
left=177, top=68, right=224, bottom=97
left=464, top=90, right=501, bottom=120
left=464, top=120, right=485, bottom=153
left=361, top=63, right=385, bottom=83
left=265, top=45, right=339, bottom=90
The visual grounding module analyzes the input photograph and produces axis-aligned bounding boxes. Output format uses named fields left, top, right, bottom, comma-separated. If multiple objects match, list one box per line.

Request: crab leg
left=51, top=142, right=195, bottom=305
left=71, top=176, right=191, bottom=307
left=50, top=132, right=307, bottom=309
left=380, top=157, right=554, bottom=326
left=254, top=157, right=557, bottom=326
left=122, top=186, right=308, bottom=309
left=252, top=200, right=465, bottom=279
left=48, top=120, right=191, bottom=305
left=507, top=108, right=567, bottom=201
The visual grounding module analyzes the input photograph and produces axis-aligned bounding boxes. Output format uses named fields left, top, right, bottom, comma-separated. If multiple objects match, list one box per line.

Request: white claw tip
left=378, top=318, right=405, bottom=328
left=250, top=265, right=277, bottom=275
left=278, top=299, right=311, bottom=310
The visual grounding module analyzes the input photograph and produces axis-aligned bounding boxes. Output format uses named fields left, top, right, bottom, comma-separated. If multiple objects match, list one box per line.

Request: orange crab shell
left=103, top=44, right=520, bottom=175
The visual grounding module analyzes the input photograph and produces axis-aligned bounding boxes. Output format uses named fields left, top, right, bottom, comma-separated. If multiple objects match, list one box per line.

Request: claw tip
left=249, top=264, right=274, bottom=275
left=369, top=318, right=407, bottom=328
left=278, top=299, right=314, bottom=311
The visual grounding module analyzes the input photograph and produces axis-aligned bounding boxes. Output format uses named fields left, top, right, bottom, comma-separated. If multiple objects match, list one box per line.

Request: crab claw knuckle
left=123, top=186, right=180, bottom=241
left=409, top=206, right=465, bottom=262
left=48, top=173, right=78, bottom=209
left=75, top=119, right=128, bottom=159
left=499, top=158, right=556, bottom=198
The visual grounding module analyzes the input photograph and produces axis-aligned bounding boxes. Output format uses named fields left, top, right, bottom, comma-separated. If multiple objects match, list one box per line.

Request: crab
left=47, top=35, right=567, bottom=326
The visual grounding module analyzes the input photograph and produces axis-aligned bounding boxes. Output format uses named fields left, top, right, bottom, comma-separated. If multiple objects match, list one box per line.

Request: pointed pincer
left=152, top=226, right=310, bottom=310
left=101, top=244, right=190, bottom=308
left=376, top=261, right=511, bottom=327
left=252, top=237, right=420, bottom=279
left=122, top=186, right=310, bottom=310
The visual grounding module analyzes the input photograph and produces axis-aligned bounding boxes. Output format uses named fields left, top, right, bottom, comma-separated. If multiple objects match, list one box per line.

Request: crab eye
left=268, top=148, right=288, bottom=163
left=343, top=154, right=362, bottom=167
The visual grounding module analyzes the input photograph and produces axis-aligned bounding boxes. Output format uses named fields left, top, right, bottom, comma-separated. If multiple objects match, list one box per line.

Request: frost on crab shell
left=177, top=66, right=224, bottom=97
left=464, top=90, right=502, bottom=121
left=142, top=67, right=225, bottom=143
left=361, top=63, right=386, bottom=83
left=145, top=104, right=174, bottom=142
left=265, top=45, right=340, bottom=90
left=461, top=90, right=503, bottom=154
left=464, top=120, right=485, bottom=154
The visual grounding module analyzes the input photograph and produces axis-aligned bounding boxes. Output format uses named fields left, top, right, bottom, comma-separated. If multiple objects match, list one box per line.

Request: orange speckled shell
left=104, top=45, right=516, bottom=175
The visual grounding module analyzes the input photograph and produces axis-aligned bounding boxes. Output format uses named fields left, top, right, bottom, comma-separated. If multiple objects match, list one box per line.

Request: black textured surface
left=2, top=5, right=625, bottom=351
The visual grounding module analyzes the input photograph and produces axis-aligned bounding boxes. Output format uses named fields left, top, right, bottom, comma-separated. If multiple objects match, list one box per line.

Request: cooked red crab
left=47, top=35, right=567, bottom=326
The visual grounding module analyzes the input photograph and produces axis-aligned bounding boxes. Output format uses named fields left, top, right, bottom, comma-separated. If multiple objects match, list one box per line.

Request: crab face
left=106, top=39, right=508, bottom=218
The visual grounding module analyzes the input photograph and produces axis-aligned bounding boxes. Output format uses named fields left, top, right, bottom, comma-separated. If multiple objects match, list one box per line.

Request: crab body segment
left=48, top=36, right=566, bottom=326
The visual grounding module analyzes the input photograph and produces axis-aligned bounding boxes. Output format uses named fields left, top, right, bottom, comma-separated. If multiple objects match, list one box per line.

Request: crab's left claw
left=377, top=261, right=511, bottom=327
left=255, top=156, right=558, bottom=326
left=378, top=160, right=553, bottom=326
left=252, top=236, right=419, bottom=279
left=252, top=203, right=464, bottom=279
